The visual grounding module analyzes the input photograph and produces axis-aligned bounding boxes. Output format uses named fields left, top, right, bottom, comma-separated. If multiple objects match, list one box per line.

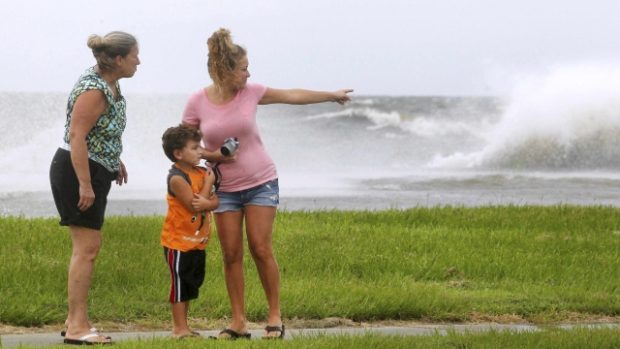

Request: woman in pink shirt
left=183, top=28, right=352, bottom=339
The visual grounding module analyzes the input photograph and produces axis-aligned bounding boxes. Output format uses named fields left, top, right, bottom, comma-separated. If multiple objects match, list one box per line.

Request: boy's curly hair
left=162, top=124, right=202, bottom=162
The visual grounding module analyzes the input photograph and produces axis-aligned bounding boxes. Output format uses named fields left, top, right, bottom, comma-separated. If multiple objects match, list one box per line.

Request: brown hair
left=87, top=31, right=137, bottom=72
left=207, top=28, right=247, bottom=88
left=162, top=124, right=202, bottom=162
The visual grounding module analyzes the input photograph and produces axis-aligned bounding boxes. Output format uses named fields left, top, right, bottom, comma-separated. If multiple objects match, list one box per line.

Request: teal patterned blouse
left=63, top=67, right=126, bottom=172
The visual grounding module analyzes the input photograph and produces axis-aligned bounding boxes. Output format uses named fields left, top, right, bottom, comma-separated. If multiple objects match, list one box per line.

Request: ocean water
left=2, top=64, right=620, bottom=216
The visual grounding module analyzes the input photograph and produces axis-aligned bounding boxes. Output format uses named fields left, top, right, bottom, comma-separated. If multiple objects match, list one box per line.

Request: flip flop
left=63, top=332, right=112, bottom=345
left=209, top=328, right=251, bottom=340
left=172, top=331, right=201, bottom=339
left=263, top=324, right=285, bottom=339
left=61, top=327, right=110, bottom=339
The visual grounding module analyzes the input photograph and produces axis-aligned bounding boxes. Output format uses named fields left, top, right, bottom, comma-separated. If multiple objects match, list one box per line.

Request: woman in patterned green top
left=49, top=31, right=140, bottom=346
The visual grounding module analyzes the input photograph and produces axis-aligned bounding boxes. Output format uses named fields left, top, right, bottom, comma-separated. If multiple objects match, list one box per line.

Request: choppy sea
left=2, top=65, right=620, bottom=216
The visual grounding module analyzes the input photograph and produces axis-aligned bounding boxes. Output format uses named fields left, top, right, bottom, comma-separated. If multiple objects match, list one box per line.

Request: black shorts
left=49, top=148, right=116, bottom=230
left=163, top=247, right=206, bottom=303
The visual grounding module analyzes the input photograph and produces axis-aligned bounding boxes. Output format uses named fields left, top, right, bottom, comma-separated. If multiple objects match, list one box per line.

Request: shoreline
left=3, top=191, right=620, bottom=218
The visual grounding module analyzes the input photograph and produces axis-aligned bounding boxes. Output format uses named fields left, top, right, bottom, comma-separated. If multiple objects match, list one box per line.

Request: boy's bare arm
left=198, top=169, right=216, bottom=197
left=192, top=193, right=219, bottom=212
left=169, top=176, right=201, bottom=213
left=192, top=170, right=219, bottom=212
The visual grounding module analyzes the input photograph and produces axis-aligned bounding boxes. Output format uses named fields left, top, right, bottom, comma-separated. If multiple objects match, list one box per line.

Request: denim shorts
left=215, top=179, right=279, bottom=213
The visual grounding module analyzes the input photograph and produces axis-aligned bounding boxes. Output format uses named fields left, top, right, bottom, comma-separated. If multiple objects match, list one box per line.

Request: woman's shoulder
left=71, top=67, right=107, bottom=94
left=241, top=83, right=267, bottom=100
left=186, top=88, right=208, bottom=103
left=80, top=67, right=106, bottom=85
left=244, top=83, right=266, bottom=93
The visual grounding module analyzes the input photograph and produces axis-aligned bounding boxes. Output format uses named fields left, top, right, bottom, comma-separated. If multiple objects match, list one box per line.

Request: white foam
left=401, top=116, right=491, bottom=138
left=305, top=107, right=402, bottom=129
left=429, top=62, right=620, bottom=169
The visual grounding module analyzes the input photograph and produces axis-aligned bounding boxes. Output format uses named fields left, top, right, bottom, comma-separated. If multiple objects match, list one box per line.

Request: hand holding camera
left=220, top=137, right=239, bottom=157
left=210, top=137, right=239, bottom=164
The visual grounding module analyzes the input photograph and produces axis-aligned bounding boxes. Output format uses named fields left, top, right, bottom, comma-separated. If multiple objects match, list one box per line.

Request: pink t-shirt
left=182, top=83, right=277, bottom=192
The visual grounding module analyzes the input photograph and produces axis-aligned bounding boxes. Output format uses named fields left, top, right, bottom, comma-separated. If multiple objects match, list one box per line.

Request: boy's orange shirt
left=161, top=165, right=211, bottom=251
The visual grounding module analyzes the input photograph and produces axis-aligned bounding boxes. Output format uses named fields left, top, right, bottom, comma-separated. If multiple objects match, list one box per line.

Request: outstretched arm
left=259, top=88, right=353, bottom=105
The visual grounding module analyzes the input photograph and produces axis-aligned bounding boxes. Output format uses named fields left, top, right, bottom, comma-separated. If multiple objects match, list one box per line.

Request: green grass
left=0, top=206, right=619, bottom=327
left=7, top=328, right=620, bottom=349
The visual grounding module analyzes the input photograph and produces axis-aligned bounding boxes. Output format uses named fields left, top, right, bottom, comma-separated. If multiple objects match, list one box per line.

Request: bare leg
left=171, top=301, right=193, bottom=337
left=64, top=225, right=110, bottom=343
left=245, top=206, right=282, bottom=337
left=215, top=211, right=248, bottom=334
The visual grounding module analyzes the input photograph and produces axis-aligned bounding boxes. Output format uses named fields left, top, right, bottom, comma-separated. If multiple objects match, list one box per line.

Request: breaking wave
left=429, top=63, right=620, bottom=169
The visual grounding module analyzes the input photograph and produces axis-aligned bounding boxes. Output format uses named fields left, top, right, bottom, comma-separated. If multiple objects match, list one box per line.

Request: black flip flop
left=172, top=331, right=201, bottom=340
left=63, top=332, right=112, bottom=345
left=62, top=327, right=110, bottom=339
left=209, top=328, right=251, bottom=340
left=263, top=324, right=285, bottom=339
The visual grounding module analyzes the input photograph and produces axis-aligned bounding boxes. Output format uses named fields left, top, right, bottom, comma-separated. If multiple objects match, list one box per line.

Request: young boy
left=161, top=124, right=219, bottom=339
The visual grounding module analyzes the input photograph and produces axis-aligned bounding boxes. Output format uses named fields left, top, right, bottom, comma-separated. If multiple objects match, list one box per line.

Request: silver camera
left=220, top=137, right=239, bottom=156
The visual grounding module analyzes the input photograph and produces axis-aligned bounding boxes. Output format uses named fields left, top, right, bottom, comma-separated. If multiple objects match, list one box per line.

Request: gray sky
left=2, top=0, right=619, bottom=96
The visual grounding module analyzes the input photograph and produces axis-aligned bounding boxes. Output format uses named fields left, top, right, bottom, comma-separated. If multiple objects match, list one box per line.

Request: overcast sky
left=2, top=0, right=619, bottom=96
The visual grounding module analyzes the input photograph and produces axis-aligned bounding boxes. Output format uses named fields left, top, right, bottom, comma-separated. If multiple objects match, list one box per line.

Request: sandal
left=61, top=327, right=110, bottom=339
left=63, top=332, right=112, bottom=345
left=263, top=324, right=285, bottom=339
left=209, top=328, right=251, bottom=340
left=172, top=331, right=201, bottom=339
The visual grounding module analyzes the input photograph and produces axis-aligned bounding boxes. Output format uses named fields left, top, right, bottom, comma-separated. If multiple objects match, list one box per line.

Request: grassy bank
left=0, top=206, right=619, bottom=327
